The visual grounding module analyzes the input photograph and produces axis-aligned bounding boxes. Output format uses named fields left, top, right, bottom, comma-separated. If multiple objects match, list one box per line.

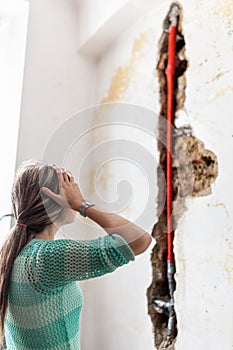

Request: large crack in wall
left=147, top=3, right=218, bottom=349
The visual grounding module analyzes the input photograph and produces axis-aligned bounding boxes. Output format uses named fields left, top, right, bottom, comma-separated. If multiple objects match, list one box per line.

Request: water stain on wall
left=224, top=254, right=233, bottom=284
left=210, top=87, right=233, bottom=101
left=205, top=70, right=230, bottom=84
left=212, top=0, right=233, bottom=29
left=196, top=0, right=233, bottom=30
left=92, top=3, right=221, bottom=348
left=101, top=30, right=154, bottom=104
left=94, top=30, right=155, bottom=196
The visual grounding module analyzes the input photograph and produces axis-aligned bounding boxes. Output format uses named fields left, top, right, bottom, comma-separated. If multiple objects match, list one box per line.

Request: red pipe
left=165, top=25, right=177, bottom=263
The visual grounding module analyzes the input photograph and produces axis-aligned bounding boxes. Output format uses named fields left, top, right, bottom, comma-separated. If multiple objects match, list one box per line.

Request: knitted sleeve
left=33, top=234, right=135, bottom=288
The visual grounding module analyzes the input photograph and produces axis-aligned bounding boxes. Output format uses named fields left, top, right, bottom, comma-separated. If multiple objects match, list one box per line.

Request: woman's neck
left=34, top=224, right=58, bottom=240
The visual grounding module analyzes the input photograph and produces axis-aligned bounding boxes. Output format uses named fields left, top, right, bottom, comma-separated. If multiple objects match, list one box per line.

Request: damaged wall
left=16, top=0, right=233, bottom=349
left=89, top=0, right=233, bottom=349
left=147, top=4, right=219, bottom=348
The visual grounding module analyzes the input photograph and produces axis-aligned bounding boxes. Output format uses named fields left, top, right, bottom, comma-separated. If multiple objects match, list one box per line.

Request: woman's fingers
left=41, top=186, right=70, bottom=208
left=53, top=165, right=73, bottom=183
left=69, top=175, right=74, bottom=183
left=61, top=168, right=70, bottom=183
left=41, top=187, right=61, bottom=204
left=55, top=168, right=64, bottom=192
left=66, top=171, right=73, bottom=182
left=43, top=165, right=80, bottom=209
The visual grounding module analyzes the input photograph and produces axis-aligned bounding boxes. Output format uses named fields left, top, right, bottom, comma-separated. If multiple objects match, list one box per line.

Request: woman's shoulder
left=19, top=238, right=69, bottom=257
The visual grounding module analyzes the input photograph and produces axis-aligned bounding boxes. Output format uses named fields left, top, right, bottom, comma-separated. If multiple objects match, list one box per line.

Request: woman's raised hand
left=41, top=168, right=85, bottom=211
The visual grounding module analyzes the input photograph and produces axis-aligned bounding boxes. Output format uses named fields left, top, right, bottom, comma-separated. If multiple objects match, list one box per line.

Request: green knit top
left=5, top=234, right=135, bottom=349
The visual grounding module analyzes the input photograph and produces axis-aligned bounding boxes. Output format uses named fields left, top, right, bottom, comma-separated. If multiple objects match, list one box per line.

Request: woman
left=0, top=160, right=152, bottom=349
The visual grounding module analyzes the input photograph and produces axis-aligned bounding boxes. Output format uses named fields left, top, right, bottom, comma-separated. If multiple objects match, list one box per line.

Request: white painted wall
left=76, top=0, right=128, bottom=48
left=0, top=0, right=29, bottom=245
left=16, top=0, right=97, bottom=166
left=77, top=0, right=233, bottom=349
left=16, top=0, right=233, bottom=349
left=175, top=1, right=233, bottom=349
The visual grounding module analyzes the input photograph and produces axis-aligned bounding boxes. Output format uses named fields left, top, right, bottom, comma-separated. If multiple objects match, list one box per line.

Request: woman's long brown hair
left=0, top=161, right=66, bottom=343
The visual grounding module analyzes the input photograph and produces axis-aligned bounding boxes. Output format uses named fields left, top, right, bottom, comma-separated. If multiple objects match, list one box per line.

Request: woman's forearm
left=41, top=169, right=152, bottom=255
left=84, top=206, right=152, bottom=255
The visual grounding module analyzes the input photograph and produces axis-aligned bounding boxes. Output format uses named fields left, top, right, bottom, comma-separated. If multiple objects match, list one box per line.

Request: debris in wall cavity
left=147, top=2, right=218, bottom=349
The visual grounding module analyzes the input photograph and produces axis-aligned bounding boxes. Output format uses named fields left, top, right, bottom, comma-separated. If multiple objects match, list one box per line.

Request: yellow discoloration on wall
left=212, top=0, right=233, bottom=28
left=93, top=28, right=155, bottom=208
left=225, top=254, right=233, bottom=284
left=87, top=164, right=113, bottom=196
left=101, top=30, right=153, bottom=104
left=132, top=31, right=151, bottom=56
left=213, top=202, right=230, bottom=218
left=85, top=168, right=98, bottom=198
left=209, top=86, right=233, bottom=101
left=195, top=0, right=233, bottom=29
left=205, top=71, right=230, bottom=84
left=101, top=65, right=134, bottom=104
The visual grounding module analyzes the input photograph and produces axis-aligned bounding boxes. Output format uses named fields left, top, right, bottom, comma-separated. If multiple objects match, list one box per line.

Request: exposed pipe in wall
left=153, top=2, right=180, bottom=347
left=148, top=2, right=219, bottom=348
left=165, top=3, right=178, bottom=343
